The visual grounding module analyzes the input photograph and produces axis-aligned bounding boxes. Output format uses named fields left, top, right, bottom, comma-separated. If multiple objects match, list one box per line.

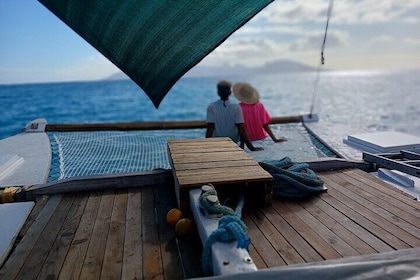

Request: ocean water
left=1, top=70, right=419, bottom=141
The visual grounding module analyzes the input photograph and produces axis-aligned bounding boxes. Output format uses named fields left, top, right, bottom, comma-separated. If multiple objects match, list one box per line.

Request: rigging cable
left=309, top=0, right=334, bottom=117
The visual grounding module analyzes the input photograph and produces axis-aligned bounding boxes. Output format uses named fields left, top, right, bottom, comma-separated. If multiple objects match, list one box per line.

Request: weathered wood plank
left=0, top=195, right=62, bottom=279
left=172, top=159, right=259, bottom=171
left=17, top=195, right=50, bottom=239
left=167, top=137, right=230, bottom=143
left=24, top=170, right=173, bottom=199
left=171, top=145, right=243, bottom=153
left=46, top=115, right=302, bottom=132
left=254, top=206, right=323, bottom=263
left=242, top=212, right=286, bottom=268
left=177, top=170, right=271, bottom=188
left=320, top=183, right=411, bottom=250
left=122, top=189, right=142, bottom=280
left=343, top=169, right=419, bottom=211
left=299, top=199, right=377, bottom=255
left=142, top=186, right=164, bottom=279
left=168, top=140, right=240, bottom=153
left=78, top=191, right=115, bottom=279
left=272, top=201, right=342, bottom=260
left=331, top=172, right=420, bottom=240
left=58, top=191, right=102, bottom=280
left=177, top=166, right=271, bottom=181
left=283, top=202, right=360, bottom=257
left=102, top=190, right=127, bottom=279
left=247, top=243, right=267, bottom=269
left=17, top=195, right=75, bottom=279
left=321, top=175, right=416, bottom=248
left=316, top=194, right=393, bottom=252
left=37, top=193, right=89, bottom=280
left=306, top=158, right=373, bottom=172
left=246, top=209, right=305, bottom=265
left=170, top=151, right=253, bottom=163
left=153, top=183, right=196, bottom=279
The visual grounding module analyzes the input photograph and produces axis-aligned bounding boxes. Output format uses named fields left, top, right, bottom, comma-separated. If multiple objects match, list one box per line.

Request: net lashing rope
left=309, top=0, right=334, bottom=116
left=259, top=157, right=326, bottom=200
left=199, top=185, right=250, bottom=276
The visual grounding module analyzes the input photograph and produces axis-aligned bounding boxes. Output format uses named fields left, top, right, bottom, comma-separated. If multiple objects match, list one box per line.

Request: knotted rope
left=259, top=157, right=326, bottom=200
left=199, top=186, right=250, bottom=276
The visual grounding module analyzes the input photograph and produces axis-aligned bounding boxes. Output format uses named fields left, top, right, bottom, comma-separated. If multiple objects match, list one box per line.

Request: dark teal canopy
left=38, top=0, right=274, bottom=108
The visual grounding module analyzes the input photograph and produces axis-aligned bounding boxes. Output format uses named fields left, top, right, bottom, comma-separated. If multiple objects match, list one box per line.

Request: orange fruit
left=166, top=208, right=183, bottom=226
left=175, top=218, right=193, bottom=238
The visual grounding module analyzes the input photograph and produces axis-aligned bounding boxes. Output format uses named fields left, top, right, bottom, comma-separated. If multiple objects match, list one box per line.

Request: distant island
left=104, top=59, right=317, bottom=81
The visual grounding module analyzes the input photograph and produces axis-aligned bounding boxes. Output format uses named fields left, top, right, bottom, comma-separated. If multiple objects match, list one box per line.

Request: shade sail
left=38, top=0, right=274, bottom=108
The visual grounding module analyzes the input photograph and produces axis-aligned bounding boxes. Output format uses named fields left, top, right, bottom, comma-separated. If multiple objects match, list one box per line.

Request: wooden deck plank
left=58, top=191, right=102, bottom=280
left=330, top=172, right=420, bottom=241
left=168, top=138, right=235, bottom=145
left=176, top=166, right=272, bottom=187
left=321, top=175, right=414, bottom=249
left=122, top=189, right=143, bottom=280
left=337, top=171, right=420, bottom=226
left=142, top=186, right=164, bottom=279
left=78, top=191, right=114, bottom=279
left=2, top=167, right=419, bottom=279
left=16, top=195, right=50, bottom=240
left=256, top=206, right=323, bottom=263
left=319, top=189, right=410, bottom=251
left=101, top=190, right=127, bottom=279
left=246, top=209, right=305, bottom=265
left=298, top=199, right=377, bottom=255
left=153, top=183, right=186, bottom=280
left=37, top=193, right=89, bottom=280
left=170, top=151, right=253, bottom=163
left=0, top=195, right=62, bottom=279
left=271, top=201, right=343, bottom=260
left=343, top=169, right=419, bottom=210
left=172, top=159, right=259, bottom=171
left=282, top=202, right=361, bottom=257
left=316, top=194, right=394, bottom=252
left=17, top=195, right=75, bottom=280
left=168, top=144, right=243, bottom=153
left=242, top=213, right=286, bottom=268
left=247, top=243, right=267, bottom=269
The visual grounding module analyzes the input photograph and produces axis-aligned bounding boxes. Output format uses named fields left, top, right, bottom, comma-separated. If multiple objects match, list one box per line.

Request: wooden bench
left=167, top=138, right=273, bottom=214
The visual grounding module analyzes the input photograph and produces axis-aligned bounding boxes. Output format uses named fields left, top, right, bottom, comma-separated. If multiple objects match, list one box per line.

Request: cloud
left=403, top=37, right=420, bottom=46
left=199, top=0, right=420, bottom=71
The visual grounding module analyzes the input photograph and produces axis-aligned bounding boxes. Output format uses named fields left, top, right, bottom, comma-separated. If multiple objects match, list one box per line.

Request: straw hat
left=232, top=82, right=260, bottom=104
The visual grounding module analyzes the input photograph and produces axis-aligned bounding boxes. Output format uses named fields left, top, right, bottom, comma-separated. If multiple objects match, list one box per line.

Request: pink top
left=239, top=102, right=271, bottom=141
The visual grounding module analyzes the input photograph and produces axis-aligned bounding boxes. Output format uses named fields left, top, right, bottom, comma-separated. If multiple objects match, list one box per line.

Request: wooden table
left=167, top=138, right=273, bottom=213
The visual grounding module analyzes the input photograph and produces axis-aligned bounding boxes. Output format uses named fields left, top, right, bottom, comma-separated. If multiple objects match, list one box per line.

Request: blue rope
left=200, top=191, right=250, bottom=276
left=199, top=188, right=235, bottom=216
left=259, top=157, right=326, bottom=199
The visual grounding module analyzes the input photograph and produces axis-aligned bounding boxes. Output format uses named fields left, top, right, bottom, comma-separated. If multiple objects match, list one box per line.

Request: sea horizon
left=1, top=69, right=419, bottom=141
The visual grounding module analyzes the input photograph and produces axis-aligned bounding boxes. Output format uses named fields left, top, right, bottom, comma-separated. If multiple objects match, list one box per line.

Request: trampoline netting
left=49, top=130, right=202, bottom=180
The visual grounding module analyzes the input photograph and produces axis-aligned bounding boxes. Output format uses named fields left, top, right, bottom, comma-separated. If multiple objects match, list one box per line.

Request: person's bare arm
left=237, top=123, right=263, bottom=151
left=263, top=123, right=287, bottom=142
left=206, top=123, right=215, bottom=138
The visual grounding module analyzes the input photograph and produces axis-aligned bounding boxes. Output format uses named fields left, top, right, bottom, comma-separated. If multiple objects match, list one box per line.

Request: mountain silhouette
left=105, top=59, right=316, bottom=80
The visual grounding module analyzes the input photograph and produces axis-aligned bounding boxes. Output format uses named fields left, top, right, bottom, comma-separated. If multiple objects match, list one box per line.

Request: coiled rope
left=199, top=186, right=250, bottom=276
left=259, top=157, right=326, bottom=200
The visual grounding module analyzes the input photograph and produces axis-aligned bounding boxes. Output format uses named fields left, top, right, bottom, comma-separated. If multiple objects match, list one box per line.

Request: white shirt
left=206, top=99, right=244, bottom=142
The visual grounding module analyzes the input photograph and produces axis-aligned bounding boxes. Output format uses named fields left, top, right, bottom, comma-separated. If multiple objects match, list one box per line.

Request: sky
left=1, top=0, right=419, bottom=85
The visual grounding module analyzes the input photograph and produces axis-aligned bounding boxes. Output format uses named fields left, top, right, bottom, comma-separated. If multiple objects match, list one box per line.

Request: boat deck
left=245, top=168, right=419, bottom=269
left=0, top=169, right=419, bottom=279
